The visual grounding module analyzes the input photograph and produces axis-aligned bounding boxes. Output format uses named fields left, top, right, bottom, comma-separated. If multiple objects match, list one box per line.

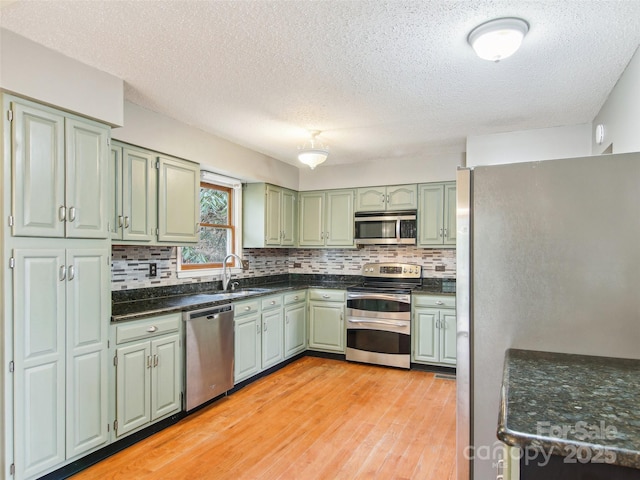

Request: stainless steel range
left=346, top=262, right=422, bottom=369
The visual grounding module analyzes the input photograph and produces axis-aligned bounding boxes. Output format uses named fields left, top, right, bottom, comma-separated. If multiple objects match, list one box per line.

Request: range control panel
left=362, top=262, right=422, bottom=279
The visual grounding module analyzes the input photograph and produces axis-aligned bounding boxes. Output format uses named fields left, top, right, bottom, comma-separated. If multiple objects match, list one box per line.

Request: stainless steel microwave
left=354, top=211, right=417, bottom=245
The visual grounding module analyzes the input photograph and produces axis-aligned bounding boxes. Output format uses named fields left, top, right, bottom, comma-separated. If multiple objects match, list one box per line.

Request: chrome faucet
left=222, top=253, right=244, bottom=291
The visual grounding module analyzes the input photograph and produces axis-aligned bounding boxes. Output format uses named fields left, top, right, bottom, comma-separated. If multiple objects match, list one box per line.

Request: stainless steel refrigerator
left=455, top=152, right=640, bottom=479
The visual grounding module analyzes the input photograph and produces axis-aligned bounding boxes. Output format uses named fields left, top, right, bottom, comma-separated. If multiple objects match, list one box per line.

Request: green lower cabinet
left=113, top=314, right=182, bottom=438
left=412, top=295, right=457, bottom=366
left=261, top=306, right=284, bottom=370
left=284, top=301, right=307, bottom=358
left=234, top=308, right=261, bottom=383
left=12, top=243, right=110, bottom=480
left=307, top=289, right=346, bottom=353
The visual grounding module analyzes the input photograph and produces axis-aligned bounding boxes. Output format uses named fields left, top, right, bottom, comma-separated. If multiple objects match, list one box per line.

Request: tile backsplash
left=111, top=245, right=456, bottom=290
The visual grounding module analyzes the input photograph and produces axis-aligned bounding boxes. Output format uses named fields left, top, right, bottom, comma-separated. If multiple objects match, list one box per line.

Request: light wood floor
left=72, top=357, right=457, bottom=480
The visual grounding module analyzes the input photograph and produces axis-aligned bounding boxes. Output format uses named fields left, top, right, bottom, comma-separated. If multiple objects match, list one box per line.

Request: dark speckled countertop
left=498, top=348, right=640, bottom=470
left=111, top=274, right=456, bottom=322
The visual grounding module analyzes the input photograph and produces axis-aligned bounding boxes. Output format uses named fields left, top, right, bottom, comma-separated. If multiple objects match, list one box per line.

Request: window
left=179, top=173, right=242, bottom=275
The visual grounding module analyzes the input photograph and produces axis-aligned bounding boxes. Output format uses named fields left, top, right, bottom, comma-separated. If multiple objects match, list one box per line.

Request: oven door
left=346, top=292, right=411, bottom=369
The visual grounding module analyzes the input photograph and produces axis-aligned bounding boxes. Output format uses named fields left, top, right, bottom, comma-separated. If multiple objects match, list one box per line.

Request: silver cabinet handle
left=435, top=300, right=444, bottom=305
left=257, top=324, right=260, bottom=334
left=263, top=322, right=267, bottom=332
left=59, top=206, right=66, bottom=222
left=245, top=306, right=251, bottom=311
left=124, top=216, right=130, bottom=229
left=67, top=265, right=75, bottom=281
left=270, top=300, right=276, bottom=305
left=325, top=232, right=329, bottom=239
left=443, top=228, right=448, bottom=237
left=147, top=355, right=152, bottom=368
left=118, top=215, right=124, bottom=228
left=340, top=312, right=344, bottom=321
left=59, top=265, right=66, bottom=281
left=436, top=319, right=440, bottom=328
left=153, top=354, right=159, bottom=367
left=294, top=296, right=299, bottom=301
left=386, top=194, right=390, bottom=203
left=439, top=227, right=444, bottom=237
left=68, top=206, right=76, bottom=222
left=322, top=294, right=330, bottom=299
left=285, top=315, right=289, bottom=324
left=146, top=325, right=158, bottom=333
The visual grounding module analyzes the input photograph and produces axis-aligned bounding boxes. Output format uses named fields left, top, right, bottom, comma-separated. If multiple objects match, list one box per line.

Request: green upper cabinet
left=417, top=182, right=456, bottom=247
left=298, top=189, right=354, bottom=248
left=157, top=156, right=199, bottom=244
left=355, top=184, right=417, bottom=212
left=243, top=183, right=297, bottom=248
left=110, top=143, right=157, bottom=242
left=10, top=98, right=109, bottom=239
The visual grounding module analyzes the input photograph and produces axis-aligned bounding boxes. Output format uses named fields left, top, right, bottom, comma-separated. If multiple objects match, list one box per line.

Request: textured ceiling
left=1, top=0, right=639, bottom=168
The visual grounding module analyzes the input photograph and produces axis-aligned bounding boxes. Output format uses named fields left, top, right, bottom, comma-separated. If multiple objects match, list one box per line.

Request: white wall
left=298, top=152, right=464, bottom=191
left=466, top=123, right=592, bottom=167
left=0, top=29, right=123, bottom=126
left=113, top=102, right=300, bottom=189
left=592, top=46, right=640, bottom=155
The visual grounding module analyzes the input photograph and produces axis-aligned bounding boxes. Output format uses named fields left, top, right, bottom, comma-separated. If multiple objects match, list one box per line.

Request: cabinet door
left=355, top=186, right=386, bottom=212
left=115, top=340, right=151, bottom=437
left=13, top=249, right=66, bottom=478
left=308, top=302, right=344, bottom=353
left=65, top=248, right=110, bottom=457
left=109, top=145, right=123, bottom=239
left=443, top=183, right=457, bottom=245
left=387, top=184, right=417, bottom=210
left=418, top=184, right=444, bottom=246
left=298, top=192, right=325, bottom=246
left=157, top=156, right=199, bottom=243
left=325, top=189, right=354, bottom=247
left=413, top=308, right=438, bottom=363
left=151, top=334, right=181, bottom=420
left=281, top=188, right=297, bottom=246
left=261, top=308, right=284, bottom=370
left=265, top=184, right=282, bottom=246
left=122, top=147, right=156, bottom=241
left=284, top=302, right=306, bottom=358
left=439, top=310, right=457, bottom=365
left=65, top=118, right=109, bottom=238
left=11, top=102, right=65, bottom=238
left=234, top=312, right=261, bottom=383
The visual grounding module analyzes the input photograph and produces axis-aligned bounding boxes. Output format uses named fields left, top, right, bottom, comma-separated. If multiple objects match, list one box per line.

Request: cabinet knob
left=436, top=301, right=444, bottom=305
left=322, top=294, right=330, bottom=299
left=270, top=300, right=276, bottom=305
left=245, top=306, right=251, bottom=311
left=147, top=325, right=158, bottom=333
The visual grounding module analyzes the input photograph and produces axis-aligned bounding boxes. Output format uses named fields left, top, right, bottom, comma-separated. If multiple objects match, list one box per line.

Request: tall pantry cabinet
left=2, top=95, right=111, bottom=480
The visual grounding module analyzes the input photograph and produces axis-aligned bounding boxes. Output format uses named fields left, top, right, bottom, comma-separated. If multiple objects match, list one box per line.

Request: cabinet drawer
left=115, top=312, right=181, bottom=344
left=308, top=289, right=346, bottom=302
left=413, top=295, right=456, bottom=309
left=261, top=295, right=283, bottom=311
left=284, top=290, right=306, bottom=305
left=235, top=299, right=260, bottom=317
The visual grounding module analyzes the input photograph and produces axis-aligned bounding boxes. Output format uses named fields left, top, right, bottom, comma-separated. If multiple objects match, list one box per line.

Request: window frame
left=177, top=172, right=243, bottom=278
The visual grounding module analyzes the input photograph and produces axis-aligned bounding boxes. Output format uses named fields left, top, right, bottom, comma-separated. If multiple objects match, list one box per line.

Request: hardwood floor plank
left=72, top=357, right=456, bottom=480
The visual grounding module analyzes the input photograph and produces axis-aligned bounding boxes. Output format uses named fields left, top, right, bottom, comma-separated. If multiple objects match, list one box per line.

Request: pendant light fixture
left=468, top=17, right=529, bottom=62
left=298, top=130, right=329, bottom=169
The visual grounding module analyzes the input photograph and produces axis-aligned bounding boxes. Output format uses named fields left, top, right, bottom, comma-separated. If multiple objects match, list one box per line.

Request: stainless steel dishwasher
left=183, top=304, right=234, bottom=411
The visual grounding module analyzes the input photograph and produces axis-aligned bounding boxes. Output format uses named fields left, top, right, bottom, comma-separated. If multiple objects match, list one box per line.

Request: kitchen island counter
left=498, top=348, right=640, bottom=471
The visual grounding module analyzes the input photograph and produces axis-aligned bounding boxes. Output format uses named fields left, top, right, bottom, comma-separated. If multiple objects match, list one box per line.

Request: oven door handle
left=348, top=318, right=408, bottom=328
left=347, top=292, right=411, bottom=303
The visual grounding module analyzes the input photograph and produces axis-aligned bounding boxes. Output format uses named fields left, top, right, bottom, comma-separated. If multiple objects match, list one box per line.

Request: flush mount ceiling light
left=298, top=130, right=329, bottom=169
left=468, top=17, right=529, bottom=62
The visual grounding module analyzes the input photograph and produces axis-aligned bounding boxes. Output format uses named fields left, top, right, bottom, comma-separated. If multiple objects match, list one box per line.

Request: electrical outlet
left=149, top=263, right=157, bottom=277
left=435, top=265, right=445, bottom=272
left=241, top=260, right=249, bottom=270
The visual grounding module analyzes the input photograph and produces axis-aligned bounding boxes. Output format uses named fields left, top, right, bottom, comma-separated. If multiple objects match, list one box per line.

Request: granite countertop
left=498, top=348, right=640, bottom=470
left=111, top=280, right=358, bottom=322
